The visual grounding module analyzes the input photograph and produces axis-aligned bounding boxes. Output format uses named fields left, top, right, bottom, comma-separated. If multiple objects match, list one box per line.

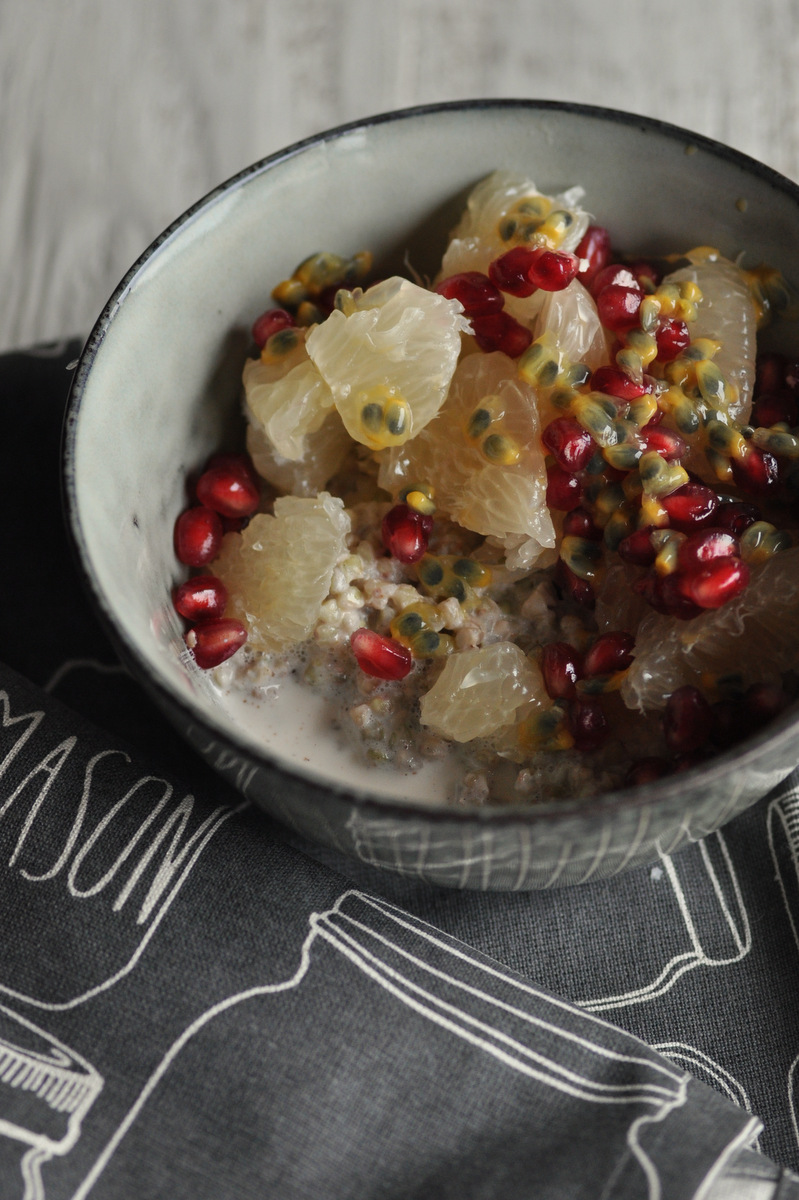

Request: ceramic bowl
left=63, top=99, right=799, bottom=889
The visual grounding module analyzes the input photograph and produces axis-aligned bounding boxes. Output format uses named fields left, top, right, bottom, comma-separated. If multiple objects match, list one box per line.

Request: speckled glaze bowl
left=63, top=100, right=799, bottom=889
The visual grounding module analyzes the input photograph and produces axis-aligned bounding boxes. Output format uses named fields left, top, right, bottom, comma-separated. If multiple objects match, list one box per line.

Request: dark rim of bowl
left=62, top=96, right=799, bottom=826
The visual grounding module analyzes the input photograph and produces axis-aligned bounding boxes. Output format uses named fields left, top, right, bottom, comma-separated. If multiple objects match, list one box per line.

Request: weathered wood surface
left=2, top=0, right=799, bottom=350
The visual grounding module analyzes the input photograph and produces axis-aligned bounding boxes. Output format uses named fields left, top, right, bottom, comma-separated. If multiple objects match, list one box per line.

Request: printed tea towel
left=1, top=340, right=799, bottom=1199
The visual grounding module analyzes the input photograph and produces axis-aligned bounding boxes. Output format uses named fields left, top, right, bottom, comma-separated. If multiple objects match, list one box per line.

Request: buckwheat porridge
left=172, top=171, right=799, bottom=806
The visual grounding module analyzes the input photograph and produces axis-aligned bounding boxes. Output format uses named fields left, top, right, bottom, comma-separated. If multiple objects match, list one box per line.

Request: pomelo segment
left=622, top=546, right=799, bottom=710
left=420, top=641, right=544, bottom=742
left=305, top=277, right=469, bottom=450
left=214, top=492, right=350, bottom=652
left=440, top=171, right=590, bottom=279
left=377, top=351, right=555, bottom=569
left=663, top=254, right=758, bottom=424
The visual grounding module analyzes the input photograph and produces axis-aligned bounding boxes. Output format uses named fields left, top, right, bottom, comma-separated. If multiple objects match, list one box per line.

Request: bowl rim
left=61, top=96, right=799, bottom=826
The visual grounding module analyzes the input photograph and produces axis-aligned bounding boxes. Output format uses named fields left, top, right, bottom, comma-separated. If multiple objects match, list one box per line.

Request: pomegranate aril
left=676, top=528, right=739, bottom=572
left=568, top=696, right=609, bottom=752
left=663, top=685, right=713, bottom=754
left=596, top=284, right=644, bottom=333
left=563, top=507, right=602, bottom=540
left=660, top=482, right=718, bottom=532
left=639, top=424, right=688, bottom=463
left=618, top=526, right=656, bottom=567
left=633, top=570, right=702, bottom=620
left=742, top=681, right=788, bottom=731
left=186, top=618, right=247, bottom=669
left=251, top=307, right=295, bottom=348
left=751, top=392, right=799, bottom=428
left=488, top=247, right=540, bottom=297
left=542, top=417, right=595, bottom=472
left=471, top=312, right=532, bottom=358
left=627, top=259, right=661, bottom=292
left=731, top=445, right=780, bottom=494
left=435, top=271, right=505, bottom=317
left=626, top=756, right=671, bottom=786
left=382, top=504, right=433, bottom=563
left=655, top=317, right=690, bottom=363
left=196, top=464, right=260, bottom=519
left=541, top=642, right=583, bottom=700
left=583, top=631, right=635, bottom=677
left=205, top=451, right=259, bottom=488
left=526, top=248, right=579, bottom=292
left=546, top=464, right=583, bottom=510
left=174, top=574, right=228, bottom=621
left=755, top=351, right=785, bottom=398
left=574, top=225, right=612, bottom=287
left=175, top=506, right=224, bottom=566
left=556, top=559, right=595, bottom=608
left=591, top=365, right=651, bottom=401
left=589, top=264, right=640, bottom=298
left=351, top=628, right=413, bottom=680
left=677, top=556, right=750, bottom=609
left=714, top=501, right=760, bottom=537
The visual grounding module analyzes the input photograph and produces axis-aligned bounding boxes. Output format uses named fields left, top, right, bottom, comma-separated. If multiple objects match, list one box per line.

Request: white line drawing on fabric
left=0, top=685, right=247, bottom=1010
left=71, top=890, right=759, bottom=1200
left=577, top=832, right=750, bottom=1013
left=767, top=787, right=799, bottom=957
left=0, top=1003, right=103, bottom=1200
left=43, top=660, right=129, bottom=696
left=653, top=1042, right=761, bottom=1151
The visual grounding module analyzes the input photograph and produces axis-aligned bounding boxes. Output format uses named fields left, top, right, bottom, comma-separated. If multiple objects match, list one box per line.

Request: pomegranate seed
left=589, top=264, right=640, bottom=298
left=488, top=248, right=540, bottom=298
left=755, top=352, right=786, bottom=397
left=731, top=445, right=780, bottom=494
left=542, top=417, right=595, bottom=472
left=618, top=526, right=656, bottom=567
left=221, top=514, right=251, bottom=534
left=711, top=698, right=746, bottom=749
left=563, top=507, right=602, bottom=540
left=655, top=317, right=691, bottom=362
left=186, top=618, right=247, bottom=669
left=251, top=308, right=295, bottom=348
left=591, top=365, right=651, bottom=401
left=175, top=507, right=224, bottom=566
left=541, top=642, right=583, bottom=699
left=640, top=425, right=688, bottom=462
left=546, top=464, right=583, bottom=510
left=633, top=570, right=702, bottom=620
left=752, top=392, right=799, bottom=428
left=205, top=451, right=259, bottom=487
left=742, top=681, right=788, bottom=732
left=556, top=560, right=595, bottom=608
left=471, top=312, right=532, bottom=358
left=526, top=248, right=579, bottom=292
left=663, top=685, right=713, bottom=754
left=174, top=574, right=228, bottom=621
left=677, top=556, right=750, bottom=609
left=660, top=482, right=718, bottom=532
left=196, top=464, right=260, bottom=519
left=583, top=631, right=635, bottom=677
left=574, top=225, right=612, bottom=287
left=568, top=696, right=609, bottom=752
left=673, top=750, right=709, bottom=772
left=627, top=259, right=661, bottom=291
left=382, top=504, right=433, bottom=563
left=351, top=628, right=413, bottom=680
left=435, top=272, right=505, bottom=317
left=676, top=529, right=739, bottom=572
left=626, top=757, right=671, bottom=786
left=596, top=284, right=643, bottom=333
left=714, top=501, right=760, bottom=537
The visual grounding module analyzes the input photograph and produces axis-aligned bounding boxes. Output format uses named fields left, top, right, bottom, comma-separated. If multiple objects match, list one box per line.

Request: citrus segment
left=243, top=355, right=335, bottom=462
left=622, top=546, right=799, bottom=710
left=377, top=350, right=555, bottom=569
left=245, top=414, right=351, bottom=497
left=305, top=277, right=469, bottom=450
left=420, top=641, right=544, bottom=742
left=214, top=492, right=351, bottom=652
left=440, top=171, right=590, bottom=280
